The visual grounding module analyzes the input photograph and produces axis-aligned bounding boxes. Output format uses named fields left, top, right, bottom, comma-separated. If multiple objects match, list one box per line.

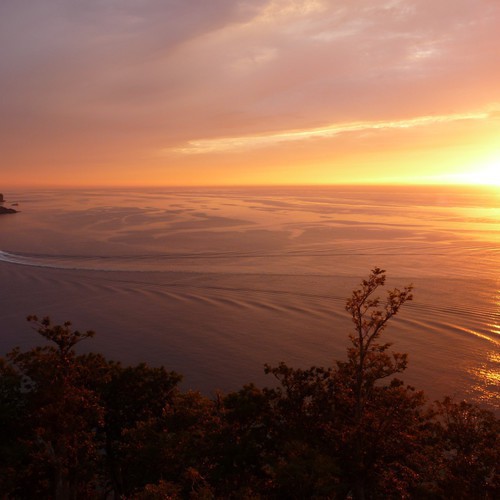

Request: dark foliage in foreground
left=0, top=269, right=498, bottom=499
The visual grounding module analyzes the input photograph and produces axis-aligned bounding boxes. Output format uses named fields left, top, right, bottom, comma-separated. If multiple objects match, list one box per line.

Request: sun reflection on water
left=468, top=353, right=500, bottom=410
left=467, top=290, right=500, bottom=411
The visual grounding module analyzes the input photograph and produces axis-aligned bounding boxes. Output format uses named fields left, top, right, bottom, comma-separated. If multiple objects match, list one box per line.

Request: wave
left=0, top=249, right=363, bottom=273
left=0, top=250, right=234, bottom=273
left=0, top=250, right=159, bottom=272
left=0, top=250, right=103, bottom=271
left=1, top=246, right=498, bottom=279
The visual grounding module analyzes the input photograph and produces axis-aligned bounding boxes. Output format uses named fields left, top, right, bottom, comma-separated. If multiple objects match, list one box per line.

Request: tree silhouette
left=6, top=316, right=105, bottom=498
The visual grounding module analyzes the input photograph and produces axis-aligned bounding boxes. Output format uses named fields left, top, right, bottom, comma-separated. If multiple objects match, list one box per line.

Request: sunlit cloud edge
left=168, top=111, right=491, bottom=155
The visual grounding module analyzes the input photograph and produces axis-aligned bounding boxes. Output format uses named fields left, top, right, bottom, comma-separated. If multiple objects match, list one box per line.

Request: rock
left=0, top=194, right=18, bottom=213
left=0, top=206, right=17, bottom=214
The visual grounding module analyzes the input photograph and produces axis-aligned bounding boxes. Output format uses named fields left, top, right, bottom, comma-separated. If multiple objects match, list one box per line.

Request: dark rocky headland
left=0, top=206, right=18, bottom=214
left=0, top=193, right=18, bottom=214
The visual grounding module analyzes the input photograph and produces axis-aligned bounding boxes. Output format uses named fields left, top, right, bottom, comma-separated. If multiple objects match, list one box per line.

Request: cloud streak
left=171, top=110, right=491, bottom=154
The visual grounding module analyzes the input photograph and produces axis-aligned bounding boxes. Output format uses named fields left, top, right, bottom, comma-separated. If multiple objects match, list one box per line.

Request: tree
left=343, top=267, right=413, bottom=420
left=0, top=357, right=25, bottom=494
left=0, top=316, right=184, bottom=499
left=434, top=397, right=499, bottom=498
left=4, top=316, right=106, bottom=498
left=261, top=268, right=428, bottom=499
left=100, top=361, right=181, bottom=496
left=336, top=267, right=420, bottom=498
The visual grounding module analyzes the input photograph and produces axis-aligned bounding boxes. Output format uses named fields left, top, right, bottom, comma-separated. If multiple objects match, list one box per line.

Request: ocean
left=0, top=186, right=498, bottom=411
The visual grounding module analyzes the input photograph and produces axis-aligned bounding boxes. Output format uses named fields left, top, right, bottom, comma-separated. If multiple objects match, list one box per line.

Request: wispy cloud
left=170, top=111, right=490, bottom=154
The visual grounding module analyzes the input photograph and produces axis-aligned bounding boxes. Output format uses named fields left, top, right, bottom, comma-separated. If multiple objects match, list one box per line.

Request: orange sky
left=1, top=0, right=500, bottom=187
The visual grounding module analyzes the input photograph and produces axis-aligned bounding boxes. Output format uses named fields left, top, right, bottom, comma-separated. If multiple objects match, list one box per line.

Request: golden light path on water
left=468, top=287, right=500, bottom=406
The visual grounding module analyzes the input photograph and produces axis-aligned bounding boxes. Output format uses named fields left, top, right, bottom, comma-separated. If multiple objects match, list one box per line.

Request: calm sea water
left=0, top=186, right=498, bottom=410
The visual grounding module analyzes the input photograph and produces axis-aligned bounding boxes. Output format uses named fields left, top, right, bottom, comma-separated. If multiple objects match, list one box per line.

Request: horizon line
left=2, top=182, right=498, bottom=190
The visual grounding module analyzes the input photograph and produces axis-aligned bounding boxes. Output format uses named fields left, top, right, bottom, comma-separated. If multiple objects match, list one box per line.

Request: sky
left=1, top=0, right=500, bottom=187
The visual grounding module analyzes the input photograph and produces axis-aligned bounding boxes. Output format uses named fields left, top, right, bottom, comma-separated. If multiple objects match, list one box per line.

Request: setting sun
left=477, top=160, right=500, bottom=186
left=457, top=157, right=500, bottom=186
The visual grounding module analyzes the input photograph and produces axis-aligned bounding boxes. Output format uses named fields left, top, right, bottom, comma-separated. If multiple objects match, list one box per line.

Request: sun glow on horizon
left=452, top=157, right=500, bottom=186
